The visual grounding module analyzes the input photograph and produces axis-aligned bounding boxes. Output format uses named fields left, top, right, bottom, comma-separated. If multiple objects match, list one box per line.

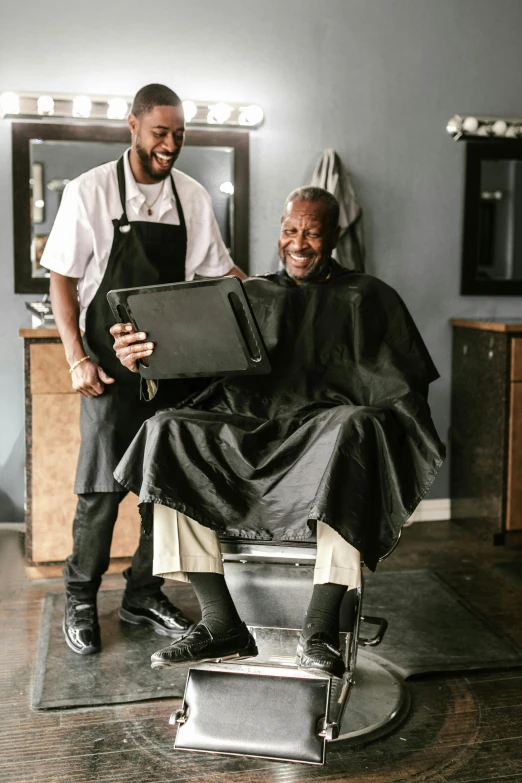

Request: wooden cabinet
left=20, top=329, right=141, bottom=576
left=450, top=319, right=522, bottom=541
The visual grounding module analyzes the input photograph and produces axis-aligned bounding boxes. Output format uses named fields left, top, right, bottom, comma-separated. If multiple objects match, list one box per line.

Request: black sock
left=188, top=572, right=242, bottom=635
left=301, top=583, right=347, bottom=642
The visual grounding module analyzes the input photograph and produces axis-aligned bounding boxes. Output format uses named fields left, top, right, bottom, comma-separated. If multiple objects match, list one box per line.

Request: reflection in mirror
left=461, top=141, right=522, bottom=295
left=32, top=162, right=45, bottom=225
left=177, top=146, right=234, bottom=251
left=28, top=140, right=235, bottom=280
left=29, top=141, right=128, bottom=278
left=478, top=159, right=522, bottom=281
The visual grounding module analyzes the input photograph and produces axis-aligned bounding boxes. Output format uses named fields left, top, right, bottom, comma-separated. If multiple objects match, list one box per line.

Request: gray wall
left=1, top=0, right=522, bottom=519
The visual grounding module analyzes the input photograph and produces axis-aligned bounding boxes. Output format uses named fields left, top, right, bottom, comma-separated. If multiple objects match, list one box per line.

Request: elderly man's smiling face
left=278, top=200, right=340, bottom=284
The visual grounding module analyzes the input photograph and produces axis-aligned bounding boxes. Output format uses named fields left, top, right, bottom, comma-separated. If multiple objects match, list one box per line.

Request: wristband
left=69, top=355, right=91, bottom=374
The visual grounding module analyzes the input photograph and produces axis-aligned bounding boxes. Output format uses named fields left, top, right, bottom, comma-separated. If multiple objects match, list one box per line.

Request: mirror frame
left=12, top=122, right=249, bottom=294
left=461, top=139, right=522, bottom=295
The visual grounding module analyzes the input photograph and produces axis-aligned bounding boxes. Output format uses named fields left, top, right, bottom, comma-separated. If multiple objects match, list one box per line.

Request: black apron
left=75, top=155, right=190, bottom=493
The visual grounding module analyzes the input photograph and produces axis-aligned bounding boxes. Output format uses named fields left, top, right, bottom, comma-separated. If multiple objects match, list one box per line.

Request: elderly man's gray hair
left=284, top=186, right=340, bottom=228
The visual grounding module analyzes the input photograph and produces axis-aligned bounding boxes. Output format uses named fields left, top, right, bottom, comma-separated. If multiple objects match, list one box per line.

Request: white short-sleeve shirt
left=41, top=150, right=234, bottom=330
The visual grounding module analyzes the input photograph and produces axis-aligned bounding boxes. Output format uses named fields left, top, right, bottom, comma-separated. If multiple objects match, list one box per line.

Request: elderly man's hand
left=110, top=323, right=154, bottom=373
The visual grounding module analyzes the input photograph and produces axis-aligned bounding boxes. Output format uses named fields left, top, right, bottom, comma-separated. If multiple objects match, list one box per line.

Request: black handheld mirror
left=107, top=277, right=271, bottom=380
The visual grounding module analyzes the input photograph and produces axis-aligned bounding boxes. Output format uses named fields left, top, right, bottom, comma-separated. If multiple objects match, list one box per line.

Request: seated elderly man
left=111, top=186, right=445, bottom=679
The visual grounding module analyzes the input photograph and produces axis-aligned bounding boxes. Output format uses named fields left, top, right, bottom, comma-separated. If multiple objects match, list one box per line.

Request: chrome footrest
left=171, top=625, right=357, bottom=764
left=173, top=664, right=332, bottom=764
left=168, top=587, right=392, bottom=765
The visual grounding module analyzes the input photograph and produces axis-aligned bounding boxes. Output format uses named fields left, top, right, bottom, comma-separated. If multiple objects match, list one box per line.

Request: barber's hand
left=71, top=359, right=115, bottom=397
left=110, top=322, right=154, bottom=373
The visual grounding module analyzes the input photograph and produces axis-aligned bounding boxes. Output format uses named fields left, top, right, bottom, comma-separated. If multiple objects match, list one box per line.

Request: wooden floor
left=1, top=520, right=522, bottom=783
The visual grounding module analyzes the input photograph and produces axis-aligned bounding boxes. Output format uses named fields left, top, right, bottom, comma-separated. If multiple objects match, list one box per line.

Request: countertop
left=19, top=328, right=60, bottom=338
left=450, top=318, right=522, bottom=333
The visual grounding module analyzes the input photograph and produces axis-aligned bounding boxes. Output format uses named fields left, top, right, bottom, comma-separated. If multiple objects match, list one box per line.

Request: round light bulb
left=182, top=100, right=198, bottom=122
left=238, top=104, right=264, bottom=127
left=462, top=116, right=479, bottom=133
left=34, top=199, right=45, bottom=209
left=492, top=119, right=507, bottom=136
left=207, top=102, right=232, bottom=125
left=37, top=95, right=54, bottom=115
left=72, top=95, right=92, bottom=118
left=0, top=92, right=20, bottom=116
left=107, top=98, right=128, bottom=120
left=446, top=115, right=462, bottom=135
left=220, top=181, right=235, bottom=195
left=477, top=122, right=493, bottom=136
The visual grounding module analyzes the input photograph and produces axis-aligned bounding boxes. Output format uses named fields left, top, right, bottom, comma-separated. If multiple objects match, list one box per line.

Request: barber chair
left=170, top=535, right=408, bottom=766
left=114, top=279, right=408, bottom=764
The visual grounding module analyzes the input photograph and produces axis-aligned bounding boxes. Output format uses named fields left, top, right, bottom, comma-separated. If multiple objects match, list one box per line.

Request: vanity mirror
left=13, top=122, right=249, bottom=294
left=461, top=140, right=522, bottom=295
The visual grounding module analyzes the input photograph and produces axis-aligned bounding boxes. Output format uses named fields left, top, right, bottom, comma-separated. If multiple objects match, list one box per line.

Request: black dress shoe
left=119, top=592, right=194, bottom=638
left=296, top=632, right=345, bottom=679
left=63, top=597, right=101, bottom=655
left=150, top=622, right=258, bottom=669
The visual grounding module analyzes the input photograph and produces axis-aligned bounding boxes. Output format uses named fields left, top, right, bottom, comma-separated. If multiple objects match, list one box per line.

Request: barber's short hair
left=131, top=84, right=182, bottom=117
left=284, top=186, right=340, bottom=229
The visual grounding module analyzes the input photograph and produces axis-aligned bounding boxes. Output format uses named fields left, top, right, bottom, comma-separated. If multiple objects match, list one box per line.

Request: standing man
left=41, top=83, right=246, bottom=655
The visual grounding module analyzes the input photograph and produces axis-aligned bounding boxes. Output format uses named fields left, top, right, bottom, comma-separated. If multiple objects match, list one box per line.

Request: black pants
left=63, top=491, right=164, bottom=601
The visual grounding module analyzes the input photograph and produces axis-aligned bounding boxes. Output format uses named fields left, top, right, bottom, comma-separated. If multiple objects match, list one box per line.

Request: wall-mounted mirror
left=13, top=123, right=249, bottom=294
left=461, top=140, right=522, bottom=295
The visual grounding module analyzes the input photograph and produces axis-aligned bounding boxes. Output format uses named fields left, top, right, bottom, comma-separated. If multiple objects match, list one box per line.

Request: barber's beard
left=135, top=136, right=172, bottom=182
left=284, top=254, right=332, bottom=284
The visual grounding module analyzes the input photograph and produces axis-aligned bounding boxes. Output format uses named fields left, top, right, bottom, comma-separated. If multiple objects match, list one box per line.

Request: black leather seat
left=219, top=533, right=399, bottom=632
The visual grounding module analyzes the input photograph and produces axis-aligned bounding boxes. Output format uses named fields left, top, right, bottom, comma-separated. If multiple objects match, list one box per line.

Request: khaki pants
left=153, top=505, right=362, bottom=588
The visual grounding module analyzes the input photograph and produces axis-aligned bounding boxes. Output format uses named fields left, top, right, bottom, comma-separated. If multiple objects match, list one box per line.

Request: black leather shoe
left=63, top=596, right=101, bottom=655
left=296, top=632, right=345, bottom=679
left=119, top=592, right=194, bottom=638
left=150, top=621, right=258, bottom=669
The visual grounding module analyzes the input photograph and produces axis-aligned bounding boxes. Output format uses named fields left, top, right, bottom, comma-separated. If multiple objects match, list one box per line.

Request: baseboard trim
left=407, top=498, right=451, bottom=524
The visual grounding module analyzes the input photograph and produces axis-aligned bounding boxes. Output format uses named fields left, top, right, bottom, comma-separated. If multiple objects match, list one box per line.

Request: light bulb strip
left=0, top=92, right=264, bottom=128
left=446, top=114, right=522, bottom=141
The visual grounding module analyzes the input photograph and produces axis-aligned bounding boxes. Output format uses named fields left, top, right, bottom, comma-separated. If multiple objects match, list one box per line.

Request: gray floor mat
left=32, top=585, right=199, bottom=710
left=32, top=571, right=522, bottom=709
left=362, top=570, right=521, bottom=678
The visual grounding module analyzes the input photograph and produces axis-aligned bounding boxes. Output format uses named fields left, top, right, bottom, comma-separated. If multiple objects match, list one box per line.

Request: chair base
left=332, top=650, right=409, bottom=743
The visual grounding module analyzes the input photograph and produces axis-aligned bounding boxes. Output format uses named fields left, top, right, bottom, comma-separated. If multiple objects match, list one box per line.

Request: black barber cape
left=114, top=262, right=445, bottom=570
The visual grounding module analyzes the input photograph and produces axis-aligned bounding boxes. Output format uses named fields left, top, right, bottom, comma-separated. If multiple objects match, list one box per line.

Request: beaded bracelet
left=69, top=355, right=91, bottom=374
